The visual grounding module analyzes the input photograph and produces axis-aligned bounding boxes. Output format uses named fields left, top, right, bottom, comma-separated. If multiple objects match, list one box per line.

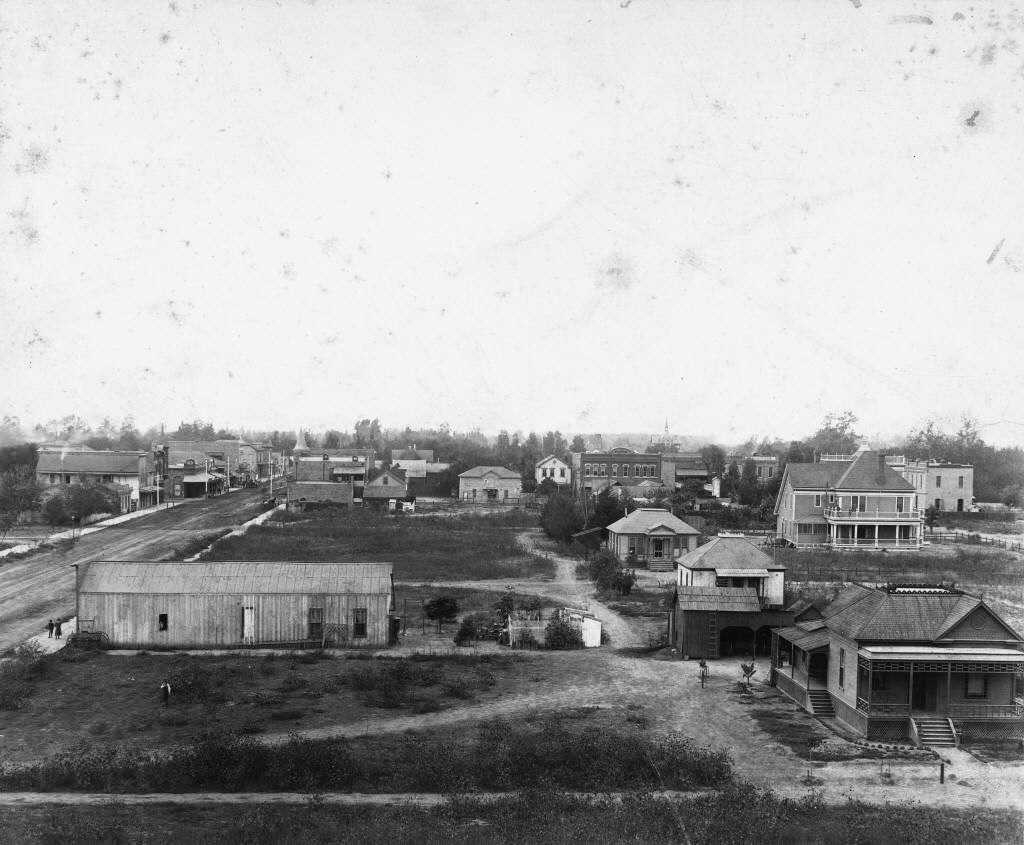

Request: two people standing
left=45, top=619, right=63, bottom=639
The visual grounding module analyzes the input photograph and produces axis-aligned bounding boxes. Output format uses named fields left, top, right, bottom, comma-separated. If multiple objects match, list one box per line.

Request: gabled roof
left=676, top=536, right=783, bottom=571
left=536, top=454, right=567, bottom=467
left=458, top=466, right=521, bottom=479
left=781, top=452, right=913, bottom=493
left=834, top=450, right=914, bottom=492
left=366, top=467, right=407, bottom=484
left=821, top=584, right=1023, bottom=643
left=674, top=586, right=761, bottom=612
left=37, top=450, right=146, bottom=475
left=79, top=561, right=394, bottom=595
left=391, top=448, right=434, bottom=462
left=606, top=508, right=700, bottom=536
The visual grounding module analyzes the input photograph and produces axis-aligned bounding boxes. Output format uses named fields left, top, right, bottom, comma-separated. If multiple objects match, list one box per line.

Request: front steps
left=807, top=689, right=835, bottom=717
left=914, top=718, right=957, bottom=747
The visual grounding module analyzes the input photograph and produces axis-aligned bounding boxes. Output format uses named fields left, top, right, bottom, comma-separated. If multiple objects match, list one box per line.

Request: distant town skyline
left=3, top=3, right=1021, bottom=449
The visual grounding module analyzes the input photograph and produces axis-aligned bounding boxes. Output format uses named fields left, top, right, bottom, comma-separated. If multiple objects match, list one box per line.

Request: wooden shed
left=669, top=586, right=792, bottom=659
left=76, top=561, right=396, bottom=649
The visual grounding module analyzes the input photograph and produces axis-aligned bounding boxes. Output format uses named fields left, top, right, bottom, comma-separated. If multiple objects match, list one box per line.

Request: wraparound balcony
left=825, top=507, right=921, bottom=521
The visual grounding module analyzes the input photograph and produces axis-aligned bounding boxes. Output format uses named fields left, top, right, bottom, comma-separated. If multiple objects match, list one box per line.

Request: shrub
left=544, top=615, right=584, bottom=650
left=167, top=661, right=214, bottom=703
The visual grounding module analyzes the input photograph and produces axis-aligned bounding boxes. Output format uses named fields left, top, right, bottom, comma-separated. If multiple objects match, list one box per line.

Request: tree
left=423, top=596, right=459, bottom=632
left=722, top=461, right=740, bottom=499
left=1000, top=484, right=1022, bottom=509
left=807, top=411, right=861, bottom=456
left=41, top=483, right=119, bottom=526
left=570, top=435, right=587, bottom=453
left=924, top=505, right=940, bottom=532
left=587, top=487, right=628, bottom=532
left=540, top=492, right=583, bottom=544
left=536, top=476, right=558, bottom=496
left=737, top=459, right=759, bottom=506
left=740, top=662, right=758, bottom=688
left=322, top=430, right=342, bottom=449
left=700, top=445, right=726, bottom=479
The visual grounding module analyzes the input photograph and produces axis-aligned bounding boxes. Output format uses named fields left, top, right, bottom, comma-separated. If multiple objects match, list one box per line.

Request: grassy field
left=2, top=790, right=1021, bottom=844
left=0, top=711, right=732, bottom=793
left=0, top=649, right=534, bottom=765
left=776, top=546, right=1022, bottom=584
left=202, top=510, right=555, bottom=581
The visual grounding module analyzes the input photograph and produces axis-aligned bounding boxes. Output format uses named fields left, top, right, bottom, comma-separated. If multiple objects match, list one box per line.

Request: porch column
left=868, top=661, right=873, bottom=710
left=874, top=524, right=879, bottom=548
left=908, top=663, right=914, bottom=713
left=946, top=662, right=952, bottom=713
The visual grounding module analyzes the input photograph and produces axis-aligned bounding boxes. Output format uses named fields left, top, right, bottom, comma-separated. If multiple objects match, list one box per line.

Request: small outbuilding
left=459, top=466, right=522, bottom=502
left=505, top=607, right=602, bottom=649
left=75, top=560, right=396, bottom=649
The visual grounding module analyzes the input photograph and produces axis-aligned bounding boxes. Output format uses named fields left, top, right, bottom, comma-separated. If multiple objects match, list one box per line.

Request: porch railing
left=856, top=697, right=910, bottom=716
left=830, top=538, right=922, bottom=548
left=949, top=702, right=1024, bottom=719
left=825, top=507, right=921, bottom=521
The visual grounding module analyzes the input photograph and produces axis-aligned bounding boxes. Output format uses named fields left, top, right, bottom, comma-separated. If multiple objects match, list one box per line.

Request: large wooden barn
left=75, top=561, right=396, bottom=649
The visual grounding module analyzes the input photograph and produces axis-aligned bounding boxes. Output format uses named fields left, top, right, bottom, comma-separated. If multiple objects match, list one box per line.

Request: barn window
left=158, top=613, right=168, bottom=631
left=353, top=608, right=368, bottom=638
left=308, top=607, right=324, bottom=641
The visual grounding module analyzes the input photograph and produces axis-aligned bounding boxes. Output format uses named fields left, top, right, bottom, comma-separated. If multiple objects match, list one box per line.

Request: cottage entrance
left=242, top=606, right=255, bottom=643
left=485, top=488, right=498, bottom=500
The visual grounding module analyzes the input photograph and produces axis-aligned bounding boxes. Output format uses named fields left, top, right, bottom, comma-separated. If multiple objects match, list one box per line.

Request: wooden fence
left=927, top=531, right=1024, bottom=554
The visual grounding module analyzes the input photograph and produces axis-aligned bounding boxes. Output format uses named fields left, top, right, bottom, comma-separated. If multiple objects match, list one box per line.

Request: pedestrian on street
left=160, top=680, right=172, bottom=707
left=54, top=620, right=62, bottom=639
left=46, top=619, right=54, bottom=638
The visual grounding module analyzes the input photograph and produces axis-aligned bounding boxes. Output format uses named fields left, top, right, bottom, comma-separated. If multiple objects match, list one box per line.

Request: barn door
left=308, top=607, right=324, bottom=644
left=242, top=606, right=255, bottom=644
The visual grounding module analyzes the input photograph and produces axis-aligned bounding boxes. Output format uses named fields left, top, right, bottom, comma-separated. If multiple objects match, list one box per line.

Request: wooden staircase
left=807, top=689, right=835, bottom=717
left=914, top=718, right=957, bottom=747
left=648, top=558, right=675, bottom=572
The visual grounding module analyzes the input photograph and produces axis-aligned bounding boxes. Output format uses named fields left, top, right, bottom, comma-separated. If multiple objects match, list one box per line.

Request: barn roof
left=674, top=586, right=761, bottom=612
left=79, top=561, right=393, bottom=595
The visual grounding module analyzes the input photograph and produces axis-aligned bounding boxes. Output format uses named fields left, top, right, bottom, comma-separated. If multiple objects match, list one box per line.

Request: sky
left=2, top=1, right=1023, bottom=447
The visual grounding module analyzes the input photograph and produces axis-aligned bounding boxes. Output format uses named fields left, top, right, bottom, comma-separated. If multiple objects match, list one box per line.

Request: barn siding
left=79, top=591, right=392, bottom=648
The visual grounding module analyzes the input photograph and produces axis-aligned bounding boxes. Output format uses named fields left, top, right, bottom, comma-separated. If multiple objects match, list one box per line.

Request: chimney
left=876, top=453, right=887, bottom=485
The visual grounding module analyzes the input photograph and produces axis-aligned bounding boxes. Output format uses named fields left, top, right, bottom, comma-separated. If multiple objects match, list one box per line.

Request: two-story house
left=36, top=449, right=152, bottom=512
left=774, top=446, right=922, bottom=550
left=669, top=536, right=792, bottom=658
left=535, top=454, right=571, bottom=487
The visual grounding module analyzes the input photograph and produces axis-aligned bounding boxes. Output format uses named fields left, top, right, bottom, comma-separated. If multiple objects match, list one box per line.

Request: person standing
left=46, top=619, right=54, bottom=639
left=54, top=620, right=62, bottom=639
left=160, top=680, right=172, bottom=707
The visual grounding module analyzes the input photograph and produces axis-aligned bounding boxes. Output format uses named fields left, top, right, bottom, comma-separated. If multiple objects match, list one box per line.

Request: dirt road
left=0, top=489, right=268, bottom=654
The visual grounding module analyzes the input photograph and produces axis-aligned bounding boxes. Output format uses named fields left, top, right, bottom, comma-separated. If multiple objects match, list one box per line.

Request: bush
left=544, top=615, right=583, bottom=650
left=0, top=643, right=46, bottom=710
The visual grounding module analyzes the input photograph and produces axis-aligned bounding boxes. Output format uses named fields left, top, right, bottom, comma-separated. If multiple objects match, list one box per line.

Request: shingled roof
left=606, top=508, right=700, bottom=536
left=821, top=584, right=1021, bottom=642
left=674, top=586, right=762, bottom=612
left=677, top=536, right=784, bottom=571
left=783, top=450, right=913, bottom=493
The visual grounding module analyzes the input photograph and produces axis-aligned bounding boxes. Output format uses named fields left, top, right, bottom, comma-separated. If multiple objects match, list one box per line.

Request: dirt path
left=0, top=489, right=267, bottom=654
left=0, top=776, right=1022, bottom=809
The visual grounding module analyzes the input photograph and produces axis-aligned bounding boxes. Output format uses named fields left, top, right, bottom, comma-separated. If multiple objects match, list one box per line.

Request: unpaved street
left=0, top=489, right=268, bottom=654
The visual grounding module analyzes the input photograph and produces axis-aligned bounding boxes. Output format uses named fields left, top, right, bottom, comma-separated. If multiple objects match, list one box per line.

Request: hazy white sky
left=2, top=1, right=1022, bottom=445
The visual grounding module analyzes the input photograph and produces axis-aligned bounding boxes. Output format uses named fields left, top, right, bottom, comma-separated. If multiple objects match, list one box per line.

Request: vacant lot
left=202, top=510, right=556, bottom=582
left=0, top=650, right=535, bottom=765
left=2, top=790, right=1021, bottom=845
